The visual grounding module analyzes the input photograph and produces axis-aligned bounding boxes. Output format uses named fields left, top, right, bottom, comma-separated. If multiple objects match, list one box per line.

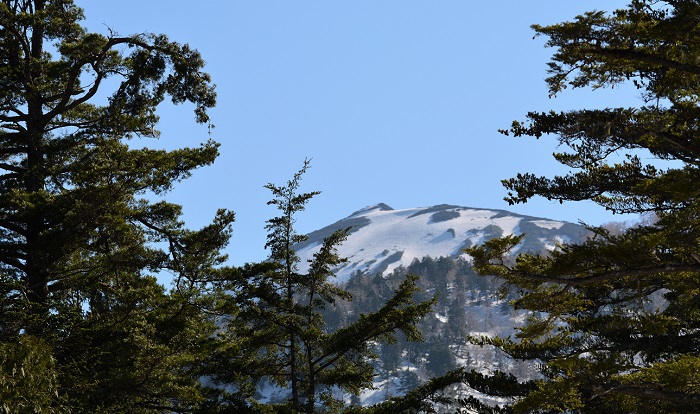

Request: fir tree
left=0, top=335, right=57, bottom=413
left=426, top=343, right=456, bottom=378
left=0, top=1, right=231, bottom=411
left=212, top=161, right=436, bottom=413
left=466, top=1, right=700, bottom=412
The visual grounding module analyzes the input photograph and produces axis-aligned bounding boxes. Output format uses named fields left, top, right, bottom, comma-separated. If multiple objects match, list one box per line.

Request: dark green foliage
left=210, top=162, right=436, bottom=413
left=380, top=342, right=402, bottom=377
left=347, top=369, right=533, bottom=414
left=337, top=256, right=524, bottom=410
left=467, top=1, right=700, bottom=412
left=446, top=297, right=468, bottom=342
left=0, top=335, right=58, bottom=413
left=398, top=370, right=421, bottom=395
left=345, top=369, right=467, bottom=414
left=0, top=1, right=231, bottom=411
left=426, top=343, right=456, bottom=377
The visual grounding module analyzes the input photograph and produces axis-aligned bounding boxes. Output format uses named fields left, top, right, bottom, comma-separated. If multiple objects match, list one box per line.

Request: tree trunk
left=24, top=0, right=49, bottom=335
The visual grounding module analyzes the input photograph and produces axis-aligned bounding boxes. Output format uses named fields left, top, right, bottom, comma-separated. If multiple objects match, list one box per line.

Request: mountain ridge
left=296, top=203, right=589, bottom=283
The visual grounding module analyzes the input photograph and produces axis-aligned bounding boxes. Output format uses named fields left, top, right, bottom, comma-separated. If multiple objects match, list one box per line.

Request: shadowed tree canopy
left=465, top=1, right=700, bottom=413
left=0, top=1, right=235, bottom=412
left=203, top=161, right=437, bottom=413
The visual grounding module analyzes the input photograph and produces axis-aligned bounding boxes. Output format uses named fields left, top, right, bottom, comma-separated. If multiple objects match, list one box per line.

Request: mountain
left=296, top=203, right=589, bottom=283
left=288, top=204, right=591, bottom=409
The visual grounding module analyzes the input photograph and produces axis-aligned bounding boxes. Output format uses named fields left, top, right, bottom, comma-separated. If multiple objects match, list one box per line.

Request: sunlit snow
left=297, top=204, right=583, bottom=283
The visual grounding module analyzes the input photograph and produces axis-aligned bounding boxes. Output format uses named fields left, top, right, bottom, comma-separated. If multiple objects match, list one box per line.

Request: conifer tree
left=210, top=161, right=436, bottom=413
left=0, top=1, right=232, bottom=411
left=465, top=1, right=700, bottom=412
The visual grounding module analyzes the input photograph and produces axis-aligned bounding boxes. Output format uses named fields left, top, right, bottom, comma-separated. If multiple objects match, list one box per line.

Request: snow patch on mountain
left=296, top=204, right=588, bottom=283
left=530, top=219, right=565, bottom=230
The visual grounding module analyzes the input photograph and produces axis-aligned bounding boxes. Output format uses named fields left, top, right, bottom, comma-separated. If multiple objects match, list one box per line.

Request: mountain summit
left=296, top=203, right=589, bottom=283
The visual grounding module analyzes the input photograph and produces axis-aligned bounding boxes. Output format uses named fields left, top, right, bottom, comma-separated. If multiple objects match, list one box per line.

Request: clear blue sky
left=81, top=1, right=633, bottom=266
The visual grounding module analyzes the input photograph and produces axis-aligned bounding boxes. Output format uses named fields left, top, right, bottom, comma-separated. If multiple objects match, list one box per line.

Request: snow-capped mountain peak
left=296, top=204, right=588, bottom=283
